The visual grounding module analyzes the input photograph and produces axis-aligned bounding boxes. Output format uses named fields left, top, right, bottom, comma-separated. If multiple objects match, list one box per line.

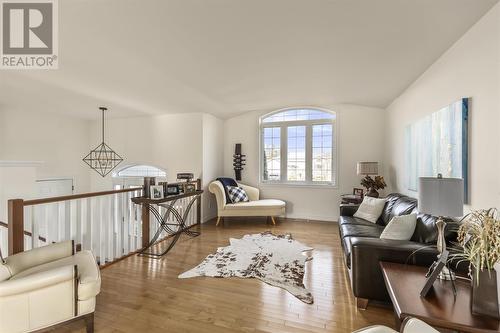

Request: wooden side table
left=380, top=262, right=500, bottom=333
left=341, top=194, right=363, bottom=205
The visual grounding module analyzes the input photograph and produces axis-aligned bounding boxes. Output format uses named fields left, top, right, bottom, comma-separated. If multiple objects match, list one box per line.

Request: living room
left=0, top=0, right=499, bottom=332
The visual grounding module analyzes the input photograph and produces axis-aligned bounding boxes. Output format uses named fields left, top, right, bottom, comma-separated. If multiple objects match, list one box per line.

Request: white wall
left=202, top=114, right=224, bottom=221
left=89, top=112, right=224, bottom=222
left=223, top=105, right=386, bottom=221
left=0, top=107, right=91, bottom=193
left=89, top=113, right=204, bottom=191
left=385, top=3, right=500, bottom=211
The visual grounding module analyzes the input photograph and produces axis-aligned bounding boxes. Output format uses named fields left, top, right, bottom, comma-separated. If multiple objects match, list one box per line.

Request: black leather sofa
left=338, top=193, right=458, bottom=309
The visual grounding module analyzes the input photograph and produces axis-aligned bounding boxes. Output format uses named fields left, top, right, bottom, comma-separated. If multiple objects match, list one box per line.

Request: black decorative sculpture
left=233, top=143, right=246, bottom=181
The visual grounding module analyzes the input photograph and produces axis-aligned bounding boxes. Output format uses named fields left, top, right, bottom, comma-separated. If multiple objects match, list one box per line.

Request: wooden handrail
left=24, top=187, right=142, bottom=206
left=7, top=178, right=202, bottom=258
left=0, top=221, right=47, bottom=243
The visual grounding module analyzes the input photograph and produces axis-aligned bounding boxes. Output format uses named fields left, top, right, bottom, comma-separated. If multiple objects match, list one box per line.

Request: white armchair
left=353, top=317, right=440, bottom=333
left=209, top=181, right=285, bottom=226
left=0, top=241, right=101, bottom=333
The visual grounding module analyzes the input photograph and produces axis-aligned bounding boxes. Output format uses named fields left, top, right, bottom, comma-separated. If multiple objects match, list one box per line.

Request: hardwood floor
left=55, top=218, right=395, bottom=333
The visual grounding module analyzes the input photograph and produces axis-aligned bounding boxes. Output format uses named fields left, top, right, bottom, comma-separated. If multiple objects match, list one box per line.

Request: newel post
left=141, top=203, right=150, bottom=249
left=196, top=178, right=202, bottom=225
left=8, top=199, right=24, bottom=255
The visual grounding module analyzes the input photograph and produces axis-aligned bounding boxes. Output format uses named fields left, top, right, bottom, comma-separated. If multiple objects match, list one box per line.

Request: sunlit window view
left=261, top=108, right=336, bottom=185
left=313, top=124, right=333, bottom=182
left=287, top=126, right=306, bottom=181
left=117, top=165, right=166, bottom=177
left=263, top=127, right=281, bottom=180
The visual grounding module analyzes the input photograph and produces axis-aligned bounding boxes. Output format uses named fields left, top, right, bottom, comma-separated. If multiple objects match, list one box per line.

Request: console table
left=131, top=189, right=203, bottom=258
left=380, top=261, right=500, bottom=333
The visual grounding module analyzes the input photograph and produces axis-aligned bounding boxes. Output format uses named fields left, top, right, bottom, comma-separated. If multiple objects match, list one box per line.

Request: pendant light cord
left=99, top=106, right=107, bottom=144
left=102, top=108, right=105, bottom=144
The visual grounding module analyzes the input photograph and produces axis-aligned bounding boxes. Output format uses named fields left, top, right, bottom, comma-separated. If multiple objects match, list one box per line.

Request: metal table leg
left=139, top=194, right=201, bottom=257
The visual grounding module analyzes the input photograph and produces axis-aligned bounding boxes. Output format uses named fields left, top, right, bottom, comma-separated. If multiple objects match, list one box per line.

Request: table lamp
left=357, top=162, right=378, bottom=176
left=418, top=175, right=464, bottom=280
left=357, top=162, right=380, bottom=197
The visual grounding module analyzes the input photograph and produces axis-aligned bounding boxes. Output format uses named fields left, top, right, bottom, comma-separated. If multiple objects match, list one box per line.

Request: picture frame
left=166, top=184, right=180, bottom=196
left=150, top=185, right=164, bottom=200
left=420, top=250, right=449, bottom=297
left=353, top=188, right=364, bottom=197
left=184, top=183, right=196, bottom=193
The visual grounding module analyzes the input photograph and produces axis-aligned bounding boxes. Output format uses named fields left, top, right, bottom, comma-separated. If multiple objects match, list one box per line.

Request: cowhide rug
left=178, top=232, right=314, bottom=304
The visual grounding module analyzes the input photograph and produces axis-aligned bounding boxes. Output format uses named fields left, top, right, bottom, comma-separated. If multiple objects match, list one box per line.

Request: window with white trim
left=113, top=164, right=167, bottom=189
left=260, top=108, right=336, bottom=186
left=117, top=165, right=166, bottom=178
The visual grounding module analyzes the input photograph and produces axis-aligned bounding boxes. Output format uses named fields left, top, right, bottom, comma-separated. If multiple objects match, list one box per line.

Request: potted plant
left=360, top=175, right=387, bottom=198
left=454, top=208, right=500, bottom=319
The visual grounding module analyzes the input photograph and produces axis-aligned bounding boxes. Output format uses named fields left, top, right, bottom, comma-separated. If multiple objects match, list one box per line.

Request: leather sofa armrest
left=5, top=240, right=74, bottom=275
left=339, top=204, right=359, bottom=217
left=401, top=317, right=439, bottom=333
left=238, top=183, right=260, bottom=201
left=350, top=237, right=438, bottom=301
left=0, top=265, right=76, bottom=297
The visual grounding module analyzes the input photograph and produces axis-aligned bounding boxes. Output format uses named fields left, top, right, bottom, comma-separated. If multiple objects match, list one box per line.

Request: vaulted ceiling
left=0, top=0, right=497, bottom=119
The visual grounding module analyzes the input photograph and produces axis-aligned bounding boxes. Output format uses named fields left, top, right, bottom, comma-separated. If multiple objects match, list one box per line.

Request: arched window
left=116, top=165, right=166, bottom=178
left=113, top=164, right=167, bottom=189
left=260, top=108, right=336, bottom=186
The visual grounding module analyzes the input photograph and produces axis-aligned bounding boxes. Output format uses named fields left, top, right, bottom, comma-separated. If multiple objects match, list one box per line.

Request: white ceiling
left=0, top=0, right=498, bottom=119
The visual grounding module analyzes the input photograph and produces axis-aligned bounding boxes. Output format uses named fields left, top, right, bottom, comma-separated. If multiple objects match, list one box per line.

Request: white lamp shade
left=418, top=177, right=464, bottom=217
left=357, top=162, right=378, bottom=175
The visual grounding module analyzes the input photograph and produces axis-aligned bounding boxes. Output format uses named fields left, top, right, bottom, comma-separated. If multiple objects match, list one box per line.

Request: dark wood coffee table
left=380, top=261, right=500, bottom=333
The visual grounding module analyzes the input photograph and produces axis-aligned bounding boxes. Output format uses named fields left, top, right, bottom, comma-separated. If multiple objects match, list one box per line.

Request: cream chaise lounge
left=0, top=241, right=100, bottom=333
left=209, top=181, right=285, bottom=226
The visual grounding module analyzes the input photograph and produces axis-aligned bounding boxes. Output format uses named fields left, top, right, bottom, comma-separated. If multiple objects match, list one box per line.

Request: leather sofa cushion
left=411, top=214, right=457, bottom=244
left=338, top=216, right=378, bottom=227
left=225, top=199, right=285, bottom=210
left=378, top=194, right=403, bottom=225
left=383, top=196, right=417, bottom=226
left=340, top=223, right=384, bottom=239
left=12, top=250, right=100, bottom=301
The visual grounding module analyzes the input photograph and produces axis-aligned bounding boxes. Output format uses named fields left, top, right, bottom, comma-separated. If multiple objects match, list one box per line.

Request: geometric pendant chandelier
left=83, top=107, right=123, bottom=177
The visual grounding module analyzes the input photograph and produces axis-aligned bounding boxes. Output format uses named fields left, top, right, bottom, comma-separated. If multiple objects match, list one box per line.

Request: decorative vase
left=471, top=268, right=500, bottom=319
left=365, top=188, right=379, bottom=198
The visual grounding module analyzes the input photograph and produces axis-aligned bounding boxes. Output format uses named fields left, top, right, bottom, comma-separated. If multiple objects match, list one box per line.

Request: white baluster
left=124, top=192, right=131, bottom=254
left=68, top=200, right=78, bottom=241
left=91, top=197, right=100, bottom=262
left=107, top=195, right=113, bottom=262
left=114, top=193, right=121, bottom=258
left=81, top=198, right=90, bottom=251
left=98, top=197, right=105, bottom=265
left=57, top=202, right=65, bottom=242
left=44, top=204, right=51, bottom=243
left=31, top=206, right=38, bottom=249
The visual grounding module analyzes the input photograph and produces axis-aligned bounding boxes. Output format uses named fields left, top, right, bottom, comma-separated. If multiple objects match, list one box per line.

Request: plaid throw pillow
left=227, top=186, right=249, bottom=203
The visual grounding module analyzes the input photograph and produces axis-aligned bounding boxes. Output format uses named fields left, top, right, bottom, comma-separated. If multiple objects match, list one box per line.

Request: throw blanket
left=216, top=177, right=238, bottom=204
left=179, top=232, right=314, bottom=304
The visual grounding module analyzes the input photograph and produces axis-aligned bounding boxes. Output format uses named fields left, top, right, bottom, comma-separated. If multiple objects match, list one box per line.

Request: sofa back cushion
left=411, top=214, right=457, bottom=244
left=378, top=193, right=417, bottom=226
left=378, top=193, right=403, bottom=225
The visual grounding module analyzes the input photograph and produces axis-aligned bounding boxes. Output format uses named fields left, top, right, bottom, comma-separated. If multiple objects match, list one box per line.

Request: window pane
left=117, top=165, right=166, bottom=177
left=287, top=126, right=306, bottom=181
left=312, top=124, right=333, bottom=182
left=262, top=109, right=335, bottom=123
left=263, top=127, right=281, bottom=181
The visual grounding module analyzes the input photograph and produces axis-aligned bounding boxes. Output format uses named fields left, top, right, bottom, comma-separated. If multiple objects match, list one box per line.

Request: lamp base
left=438, top=266, right=456, bottom=281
